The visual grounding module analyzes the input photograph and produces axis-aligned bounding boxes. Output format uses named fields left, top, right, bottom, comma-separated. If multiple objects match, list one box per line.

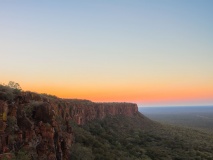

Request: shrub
left=6, top=116, right=18, bottom=133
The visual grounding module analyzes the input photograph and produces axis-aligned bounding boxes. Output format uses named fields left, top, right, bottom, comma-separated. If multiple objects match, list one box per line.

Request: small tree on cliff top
left=7, top=81, right=22, bottom=90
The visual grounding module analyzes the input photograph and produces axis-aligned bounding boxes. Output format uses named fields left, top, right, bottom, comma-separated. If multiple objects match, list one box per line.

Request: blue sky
left=1, top=0, right=213, bottom=106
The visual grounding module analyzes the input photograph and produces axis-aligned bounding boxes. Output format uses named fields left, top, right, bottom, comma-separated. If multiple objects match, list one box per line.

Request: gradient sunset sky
left=1, top=0, right=213, bottom=106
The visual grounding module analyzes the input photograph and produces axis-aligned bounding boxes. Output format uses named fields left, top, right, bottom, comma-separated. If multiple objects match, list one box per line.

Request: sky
left=0, top=0, right=213, bottom=106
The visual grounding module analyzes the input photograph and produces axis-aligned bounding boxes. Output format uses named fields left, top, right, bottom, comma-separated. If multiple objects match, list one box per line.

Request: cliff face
left=0, top=91, right=138, bottom=160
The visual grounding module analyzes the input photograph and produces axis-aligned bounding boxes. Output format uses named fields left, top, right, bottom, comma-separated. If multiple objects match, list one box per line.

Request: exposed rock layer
left=0, top=91, right=138, bottom=159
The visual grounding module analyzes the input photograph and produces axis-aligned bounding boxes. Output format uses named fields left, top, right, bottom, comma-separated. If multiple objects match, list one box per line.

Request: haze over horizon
left=1, top=0, right=213, bottom=107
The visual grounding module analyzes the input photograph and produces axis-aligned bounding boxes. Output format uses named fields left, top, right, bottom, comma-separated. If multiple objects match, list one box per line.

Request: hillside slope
left=0, top=85, right=213, bottom=160
left=0, top=85, right=137, bottom=160
left=71, top=113, right=213, bottom=160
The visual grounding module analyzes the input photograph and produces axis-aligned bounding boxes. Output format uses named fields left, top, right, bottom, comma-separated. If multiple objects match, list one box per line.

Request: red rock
left=0, top=91, right=139, bottom=159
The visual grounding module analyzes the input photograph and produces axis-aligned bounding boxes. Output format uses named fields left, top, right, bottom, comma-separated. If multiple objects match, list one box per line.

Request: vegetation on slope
left=1, top=82, right=213, bottom=160
left=70, top=113, right=213, bottom=160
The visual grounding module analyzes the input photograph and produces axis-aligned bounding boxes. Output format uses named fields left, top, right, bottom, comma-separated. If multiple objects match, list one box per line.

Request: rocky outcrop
left=0, top=91, right=138, bottom=160
left=65, top=101, right=138, bottom=125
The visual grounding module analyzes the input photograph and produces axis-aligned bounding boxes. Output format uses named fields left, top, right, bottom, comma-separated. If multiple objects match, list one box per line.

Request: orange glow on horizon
left=22, top=82, right=213, bottom=105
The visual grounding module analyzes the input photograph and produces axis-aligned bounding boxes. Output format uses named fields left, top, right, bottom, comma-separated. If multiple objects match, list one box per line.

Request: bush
left=0, top=81, right=22, bottom=101
left=15, top=150, right=31, bottom=160
left=70, top=143, right=94, bottom=160
left=6, top=116, right=18, bottom=133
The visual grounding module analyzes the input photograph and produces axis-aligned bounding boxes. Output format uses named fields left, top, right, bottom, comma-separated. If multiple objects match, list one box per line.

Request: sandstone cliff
left=0, top=90, right=138, bottom=160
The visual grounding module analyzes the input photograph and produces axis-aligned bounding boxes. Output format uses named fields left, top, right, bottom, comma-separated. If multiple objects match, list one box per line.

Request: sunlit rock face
left=0, top=91, right=138, bottom=159
left=66, top=102, right=138, bottom=125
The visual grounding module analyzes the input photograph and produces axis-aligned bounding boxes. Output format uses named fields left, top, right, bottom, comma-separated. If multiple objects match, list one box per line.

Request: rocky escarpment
left=0, top=91, right=138, bottom=160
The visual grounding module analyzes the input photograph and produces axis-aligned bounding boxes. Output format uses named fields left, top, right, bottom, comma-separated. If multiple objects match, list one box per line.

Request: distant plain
left=139, top=106, right=213, bottom=133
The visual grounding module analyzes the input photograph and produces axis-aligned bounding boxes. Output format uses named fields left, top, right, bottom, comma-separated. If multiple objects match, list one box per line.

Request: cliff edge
left=0, top=89, right=138, bottom=160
